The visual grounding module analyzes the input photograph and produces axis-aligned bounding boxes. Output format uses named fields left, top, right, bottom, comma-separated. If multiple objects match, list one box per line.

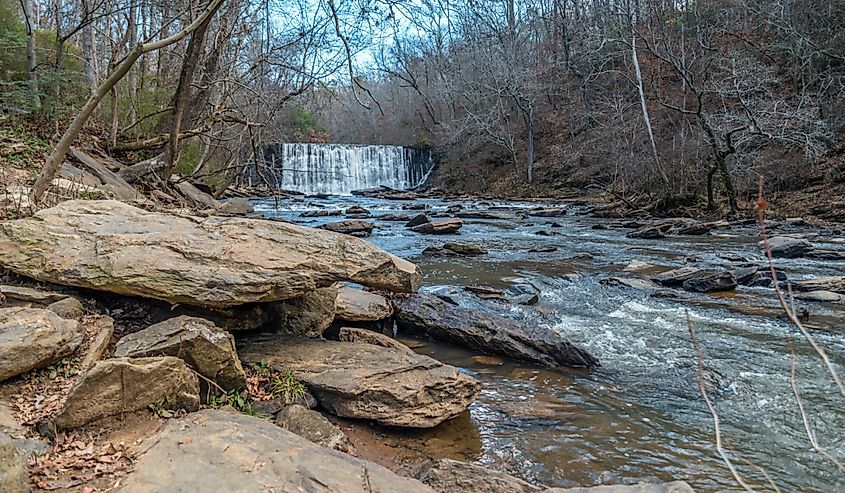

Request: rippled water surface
left=254, top=195, right=845, bottom=492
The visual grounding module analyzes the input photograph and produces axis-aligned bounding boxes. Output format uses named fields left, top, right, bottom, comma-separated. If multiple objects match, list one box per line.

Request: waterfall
left=250, top=143, right=435, bottom=195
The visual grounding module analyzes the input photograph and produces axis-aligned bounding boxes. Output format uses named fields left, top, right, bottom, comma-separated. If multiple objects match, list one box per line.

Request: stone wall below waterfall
left=247, top=143, right=434, bottom=195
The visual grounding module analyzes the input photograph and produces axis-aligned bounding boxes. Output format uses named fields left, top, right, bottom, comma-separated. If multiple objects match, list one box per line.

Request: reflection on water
left=254, top=196, right=845, bottom=492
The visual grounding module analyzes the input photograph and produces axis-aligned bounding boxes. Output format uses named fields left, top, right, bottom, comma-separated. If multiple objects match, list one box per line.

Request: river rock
left=54, top=357, right=200, bottom=428
left=681, top=271, right=737, bottom=292
left=0, top=433, right=30, bottom=493
left=268, top=285, right=338, bottom=337
left=275, top=404, right=353, bottom=453
left=546, top=482, right=694, bottom=493
left=394, top=294, right=599, bottom=368
left=406, top=213, right=432, bottom=227
left=794, top=276, right=845, bottom=293
left=376, top=213, right=412, bottom=221
left=338, top=327, right=414, bottom=353
left=627, top=224, right=670, bottom=239
left=411, top=218, right=463, bottom=235
left=464, top=285, right=508, bottom=300
left=0, top=285, right=69, bottom=304
left=345, top=205, right=370, bottom=215
left=45, top=297, right=85, bottom=320
left=217, top=198, right=254, bottom=215
left=0, top=307, right=84, bottom=382
left=0, top=200, right=421, bottom=308
left=301, top=209, right=342, bottom=217
left=335, top=285, right=392, bottom=321
left=113, top=316, right=247, bottom=391
left=457, top=210, right=510, bottom=220
left=651, top=267, right=706, bottom=287
left=527, top=208, right=566, bottom=217
left=444, top=242, right=487, bottom=255
left=238, top=335, right=479, bottom=427
left=318, top=219, right=375, bottom=236
left=792, top=290, right=845, bottom=303
left=418, top=458, right=542, bottom=493
left=765, top=236, right=814, bottom=258
left=732, top=266, right=759, bottom=286
left=118, top=409, right=433, bottom=492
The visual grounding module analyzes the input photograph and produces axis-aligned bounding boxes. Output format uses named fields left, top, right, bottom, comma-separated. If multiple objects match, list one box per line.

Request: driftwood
left=174, top=180, right=220, bottom=209
left=117, top=152, right=168, bottom=183
left=68, top=147, right=139, bottom=201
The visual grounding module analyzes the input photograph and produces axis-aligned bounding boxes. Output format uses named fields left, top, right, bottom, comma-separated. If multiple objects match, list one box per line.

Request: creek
left=254, top=195, right=845, bottom=492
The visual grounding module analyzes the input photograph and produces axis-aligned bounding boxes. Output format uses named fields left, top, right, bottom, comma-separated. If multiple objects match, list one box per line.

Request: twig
left=686, top=309, right=755, bottom=491
left=755, top=176, right=845, bottom=398
left=787, top=338, right=845, bottom=473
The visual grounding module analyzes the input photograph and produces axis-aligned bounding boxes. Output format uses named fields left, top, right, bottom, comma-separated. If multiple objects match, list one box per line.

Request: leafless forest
left=1, top=0, right=843, bottom=211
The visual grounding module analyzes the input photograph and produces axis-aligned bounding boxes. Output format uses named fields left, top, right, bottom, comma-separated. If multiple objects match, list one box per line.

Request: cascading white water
left=252, top=143, right=434, bottom=195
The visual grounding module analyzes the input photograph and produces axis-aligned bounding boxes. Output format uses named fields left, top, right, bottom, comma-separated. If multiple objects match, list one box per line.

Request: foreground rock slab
left=275, top=404, right=353, bottom=452
left=394, top=294, right=599, bottom=369
left=119, top=409, right=433, bottom=493
left=54, top=357, right=199, bottom=428
left=335, top=285, right=393, bottom=321
left=0, top=307, right=83, bottom=382
left=238, top=335, right=479, bottom=427
left=0, top=200, right=421, bottom=308
left=114, top=316, right=247, bottom=390
left=419, top=458, right=542, bottom=493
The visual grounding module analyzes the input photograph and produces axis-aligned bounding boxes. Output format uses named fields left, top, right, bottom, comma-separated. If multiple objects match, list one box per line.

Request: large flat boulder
left=54, top=357, right=200, bottom=428
left=0, top=200, right=421, bottom=308
left=114, top=316, right=247, bottom=390
left=335, top=285, right=393, bottom=321
left=238, top=335, right=479, bottom=428
left=393, top=294, right=599, bottom=369
left=267, top=285, right=338, bottom=337
left=118, top=409, right=433, bottom=493
left=0, top=307, right=84, bottom=382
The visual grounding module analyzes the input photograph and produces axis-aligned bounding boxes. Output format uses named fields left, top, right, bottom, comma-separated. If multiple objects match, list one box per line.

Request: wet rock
left=0, top=200, right=421, bottom=308
left=529, top=246, right=557, bottom=253
left=464, top=285, right=508, bottom=301
left=217, top=198, right=254, bottom=215
left=457, top=210, right=510, bottom=220
left=403, top=203, right=428, bottom=210
left=114, top=316, right=247, bottom=391
left=301, top=209, right=342, bottom=217
left=238, top=335, right=479, bottom=427
left=591, top=224, right=608, bottom=230
left=45, top=297, right=85, bottom=320
left=411, top=218, right=463, bottom=235
left=623, top=260, right=652, bottom=272
left=672, top=220, right=729, bottom=236
left=600, top=277, right=659, bottom=290
left=376, top=213, right=412, bottom=221
left=511, top=293, right=540, bottom=305
left=394, top=294, right=599, bottom=369
left=318, top=219, right=374, bottom=236
left=406, top=213, right=431, bottom=227
left=118, top=409, right=433, bottom=492
left=419, top=458, right=542, bottom=493
left=345, top=205, right=370, bottom=216
left=0, top=285, right=69, bottom=304
left=651, top=267, right=705, bottom=287
left=444, top=242, right=487, bottom=255
left=545, top=481, right=694, bottom=493
left=0, top=433, right=30, bottom=493
left=527, top=208, right=567, bottom=217
left=794, top=276, right=845, bottom=293
left=267, top=285, right=339, bottom=337
left=275, top=404, right=353, bottom=453
left=681, top=271, right=737, bottom=293
left=54, top=357, right=200, bottom=428
left=805, top=249, right=845, bottom=260
left=732, top=266, right=759, bottom=286
left=338, top=327, right=414, bottom=353
left=765, top=236, right=814, bottom=258
left=0, top=307, right=84, bottom=382
left=533, top=230, right=558, bottom=236
left=335, top=286, right=392, bottom=322
left=446, top=204, right=464, bottom=214
left=792, top=290, right=845, bottom=304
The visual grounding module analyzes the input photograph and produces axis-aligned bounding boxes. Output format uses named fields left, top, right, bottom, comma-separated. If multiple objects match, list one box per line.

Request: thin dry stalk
left=787, top=338, right=845, bottom=473
left=685, top=309, right=756, bottom=492
left=754, top=176, right=845, bottom=398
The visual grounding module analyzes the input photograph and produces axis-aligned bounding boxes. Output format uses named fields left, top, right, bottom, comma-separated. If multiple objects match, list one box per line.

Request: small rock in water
left=318, top=219, right=374, bottom=236
left=528, top=246, right=557, bottom=253
left=464, top=285, right=508, bottom=300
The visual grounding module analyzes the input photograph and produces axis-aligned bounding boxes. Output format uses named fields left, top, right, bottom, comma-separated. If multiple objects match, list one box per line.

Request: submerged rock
left=267, top=285, right=339, bottom=337
left=118, top=410, right=433, bottom=492
left=54, top=357, right=200, bottom=428
left=113, top=316, right=247, bottom=391
left=419, top=459, right=542, bottom=493
left=238, top=335, right=479, bottom=427
left=275, top=404, right=353, bottom=453
left=0, top=200, right=421, bottom=308
left=334, top=285, right=392, bottom=321
left=0, top=307, right=84, bottom=382
left=393, top=294, right=599, bottom=369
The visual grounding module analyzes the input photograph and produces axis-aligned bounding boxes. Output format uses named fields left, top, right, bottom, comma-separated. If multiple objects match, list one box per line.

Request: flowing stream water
left=253, top=195, right=845, bottom=492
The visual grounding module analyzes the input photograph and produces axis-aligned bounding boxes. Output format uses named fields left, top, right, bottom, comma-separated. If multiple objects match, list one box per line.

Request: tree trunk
left=22, top=0, right=40, bottom=109
left=30, top=0, right=226, bottom=202
left=81, top=0, right=97, bottom=94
